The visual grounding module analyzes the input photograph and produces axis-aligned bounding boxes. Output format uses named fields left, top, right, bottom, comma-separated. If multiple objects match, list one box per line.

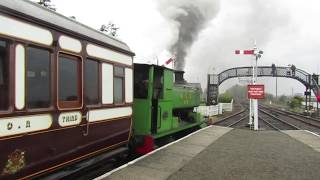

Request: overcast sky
left=44, top=0, right=320, bottom=96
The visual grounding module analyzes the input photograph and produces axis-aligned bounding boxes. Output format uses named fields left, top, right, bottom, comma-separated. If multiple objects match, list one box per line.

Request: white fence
left=194, top=105, right=220, bottom=117
left=220, top=101, right=233, bottom=112
left=194, top=100, right=233, bottom=117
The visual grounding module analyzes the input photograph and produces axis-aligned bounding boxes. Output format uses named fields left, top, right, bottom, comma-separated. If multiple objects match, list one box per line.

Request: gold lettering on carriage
left=58, top=112, right=81, bottom=127
left=5, top=120, right=31, bottom=131
left=0, top=115, right=52, bottom=137
left=62, top=115, right=78, bottom=123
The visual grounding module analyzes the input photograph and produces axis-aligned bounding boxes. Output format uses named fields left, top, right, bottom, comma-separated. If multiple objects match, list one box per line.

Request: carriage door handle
left=83, top=108, right=90, bottom=136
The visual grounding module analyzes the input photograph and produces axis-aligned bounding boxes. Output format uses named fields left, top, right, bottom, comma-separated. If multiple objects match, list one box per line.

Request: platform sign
left=247, top=84, right=265, bottom=99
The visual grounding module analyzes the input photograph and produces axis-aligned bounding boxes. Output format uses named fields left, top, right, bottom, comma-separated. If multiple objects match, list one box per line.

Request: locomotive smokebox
left=174, top=70, right=186, bottom=84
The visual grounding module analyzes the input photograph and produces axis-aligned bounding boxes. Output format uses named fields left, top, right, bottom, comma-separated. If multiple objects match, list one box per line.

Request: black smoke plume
left=158, top=0, right=220, bottom=70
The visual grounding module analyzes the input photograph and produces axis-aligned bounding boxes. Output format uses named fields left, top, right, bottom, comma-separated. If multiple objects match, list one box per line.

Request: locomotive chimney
left=174, top=70, right=186, bottom=84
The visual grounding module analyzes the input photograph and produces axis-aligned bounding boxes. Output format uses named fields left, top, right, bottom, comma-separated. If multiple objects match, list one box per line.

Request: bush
left=218, top=93, right=233, bottom=103
left=287, top=96, right=303, bottom=109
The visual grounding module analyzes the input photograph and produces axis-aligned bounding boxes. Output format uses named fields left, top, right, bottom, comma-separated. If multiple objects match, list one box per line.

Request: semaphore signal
left=235, top=50, right=254, bottom=55
left=235, top=42, right=263, bottom=131
left=162, top=57, right=175, bottom=69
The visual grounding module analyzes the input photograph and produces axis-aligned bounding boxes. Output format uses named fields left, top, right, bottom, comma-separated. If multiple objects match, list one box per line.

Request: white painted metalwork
left=194, top=100, right=233, bottom=116
left=102, top=63, right=113, bottom=104
left=0, top=114, right=52, bottom=137
left=88, top=107, right=132, bottom=122
left=0, top=14, right=53, bottom=45
left=86, top=44, right=132, bottom=66
left=253, top=42, right=259, bottom=131
left=15, top=44, right=25, bottom=110
left=194, top=106, right=220, bottom=116
left=125, top=68, right=133, bottom=103
left=58, top=35, right=82, bottom=53
left=58, top=111, right=82, bottom=127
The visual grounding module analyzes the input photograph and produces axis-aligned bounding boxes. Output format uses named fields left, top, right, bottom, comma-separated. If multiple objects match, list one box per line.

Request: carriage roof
left=0, top=0, right=134, bottom=55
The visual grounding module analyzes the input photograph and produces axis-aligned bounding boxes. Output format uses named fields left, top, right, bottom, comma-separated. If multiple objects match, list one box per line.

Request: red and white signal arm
left=247, top=84, right=265, bottom=99
left=235, top=50, right=254, bottom=55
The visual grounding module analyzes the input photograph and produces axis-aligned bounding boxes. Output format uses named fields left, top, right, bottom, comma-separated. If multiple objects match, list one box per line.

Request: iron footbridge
left=207, top=66, right=320, bottom=106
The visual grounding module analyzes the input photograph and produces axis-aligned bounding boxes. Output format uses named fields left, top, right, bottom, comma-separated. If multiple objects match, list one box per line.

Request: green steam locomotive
left=133, top=64, right=205, bottom=153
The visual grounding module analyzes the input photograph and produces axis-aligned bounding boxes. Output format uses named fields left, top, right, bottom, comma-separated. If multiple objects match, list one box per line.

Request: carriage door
left=57, top=53, right=83, bottom=127
left=82, top=59, right=100, bottom=133
left=84, top=59, right=99, bottom=106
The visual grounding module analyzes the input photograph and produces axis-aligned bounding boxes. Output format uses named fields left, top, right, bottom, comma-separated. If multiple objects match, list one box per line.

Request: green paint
left=172, top=85, right=200, bottom=108
left=133, top=99, right=152, bottom=135
left=133, top=64, right=205, bottom=139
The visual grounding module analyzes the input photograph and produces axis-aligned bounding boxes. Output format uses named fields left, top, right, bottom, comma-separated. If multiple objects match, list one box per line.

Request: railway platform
left=95, top=126, right=320, bottom=180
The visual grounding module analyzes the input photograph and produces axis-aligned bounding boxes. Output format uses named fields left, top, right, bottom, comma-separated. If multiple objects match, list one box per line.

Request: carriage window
left=114, top=66, right=124, bottom=104
left=85, top=59, right=99, bottom=105
left=26, top=47, right=50, bottom=109
left=0, top=40, right=9, bottom=110
left=58, top=54, right=81, bottom=108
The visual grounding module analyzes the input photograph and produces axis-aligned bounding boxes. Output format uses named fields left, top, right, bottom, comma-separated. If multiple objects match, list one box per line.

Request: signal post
left=235, top=43, right=263, bottom=130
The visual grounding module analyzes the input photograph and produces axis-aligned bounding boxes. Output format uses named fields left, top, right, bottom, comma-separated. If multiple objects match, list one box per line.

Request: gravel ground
left=168, top=129, right=320, bottom=180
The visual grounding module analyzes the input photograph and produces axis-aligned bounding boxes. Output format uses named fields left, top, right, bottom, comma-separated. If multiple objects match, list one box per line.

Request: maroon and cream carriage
left=0, top=0, right=134, bottom=179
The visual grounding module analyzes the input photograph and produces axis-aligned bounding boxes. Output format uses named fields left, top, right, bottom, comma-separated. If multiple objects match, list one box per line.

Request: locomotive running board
left=36, top=147, right=128, bottom=180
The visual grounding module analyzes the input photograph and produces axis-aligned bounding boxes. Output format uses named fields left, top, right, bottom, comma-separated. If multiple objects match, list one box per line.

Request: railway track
left=215, top=104, right=320, bottom=135
left=258, top=117, right=280, bottom=130
left=258, top=108, right=300, bottom=131
left=260, top=105, right=320, bottom=134
left=213, top=108, right=249, bottom=128
left=261, top=104, right=320, bottom=123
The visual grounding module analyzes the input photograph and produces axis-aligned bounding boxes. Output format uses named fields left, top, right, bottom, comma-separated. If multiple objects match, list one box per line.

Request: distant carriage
left=0, top=0, right=134, bottom=178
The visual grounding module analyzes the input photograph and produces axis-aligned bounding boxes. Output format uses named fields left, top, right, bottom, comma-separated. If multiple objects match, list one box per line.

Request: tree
left=261, top=93, right=275, bottom=103
left=37, top=0, right=56, bottom=11
left=278, top=95, right=289, bottom=105
left=100, top=22, right=119, bottom=37
left=224, top=84, right=247, bottom=101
